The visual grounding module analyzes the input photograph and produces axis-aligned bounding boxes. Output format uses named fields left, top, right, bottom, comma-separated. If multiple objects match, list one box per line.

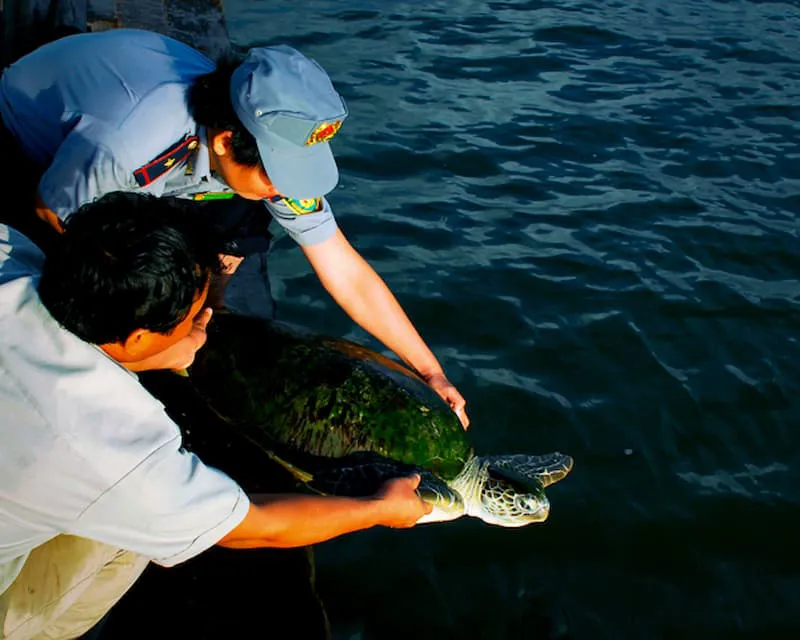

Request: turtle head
left=456, top=453, right=573, bottom=527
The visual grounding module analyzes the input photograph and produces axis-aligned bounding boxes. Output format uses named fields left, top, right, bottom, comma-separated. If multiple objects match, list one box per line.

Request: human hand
left=425, top=373, right=470, bottom=429
left=168, top=307, right=214, bottom=371
left=219, top=253, right=245, bottom=275
left=373, top=474, right=432, bottom=528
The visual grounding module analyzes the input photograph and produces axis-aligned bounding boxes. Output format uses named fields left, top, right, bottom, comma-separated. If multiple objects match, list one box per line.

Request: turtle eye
left=514, top=494, right=548, bottom=514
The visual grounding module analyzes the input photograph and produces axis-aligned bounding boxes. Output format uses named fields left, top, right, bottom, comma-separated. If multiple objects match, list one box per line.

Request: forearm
left=303, top=231, right=469, bottom=425
left=217, top=493, right=386, bottom=549
left=359, top=283, right=442, bottom=377
left=318, top=251, right=444, bottom=378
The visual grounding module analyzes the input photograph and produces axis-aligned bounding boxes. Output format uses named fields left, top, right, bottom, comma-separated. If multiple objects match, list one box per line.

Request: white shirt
left=0, top=225, right=250, bottom=594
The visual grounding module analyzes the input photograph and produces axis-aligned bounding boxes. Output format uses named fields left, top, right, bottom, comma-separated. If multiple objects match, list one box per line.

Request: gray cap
left=230, top=45, right=348, bottom=200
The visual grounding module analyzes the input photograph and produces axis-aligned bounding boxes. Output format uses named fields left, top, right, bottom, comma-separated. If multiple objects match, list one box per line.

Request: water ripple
left=227, top=1, right=800, bottom=636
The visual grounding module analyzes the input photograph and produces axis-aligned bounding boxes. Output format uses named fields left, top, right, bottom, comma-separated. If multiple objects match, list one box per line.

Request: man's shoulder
left=49, top=30, right=209, bottom=169
left=0, top=227, right=173, bottom=450
left=106, top=82, right=199, bottom=172
left=37, top=28, right=212, bottom=67
left=0, top=292, right=178, bottom=468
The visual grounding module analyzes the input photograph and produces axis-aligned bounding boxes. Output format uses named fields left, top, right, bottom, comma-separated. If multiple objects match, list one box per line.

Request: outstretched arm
left=302, top=229, right=469, bottom=428
left=217, top=475, right=431, bottom=549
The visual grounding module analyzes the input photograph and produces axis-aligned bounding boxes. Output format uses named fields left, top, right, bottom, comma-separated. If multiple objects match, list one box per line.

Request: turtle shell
left=188, top=313, right=473, bottom=481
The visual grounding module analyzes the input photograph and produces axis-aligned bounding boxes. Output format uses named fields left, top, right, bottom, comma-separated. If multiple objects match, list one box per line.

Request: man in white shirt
left=0, top=192, right=430, bottom=640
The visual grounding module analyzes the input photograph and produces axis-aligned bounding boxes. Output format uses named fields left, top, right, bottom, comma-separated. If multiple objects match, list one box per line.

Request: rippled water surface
left=224, top=1, right=799, bottom=637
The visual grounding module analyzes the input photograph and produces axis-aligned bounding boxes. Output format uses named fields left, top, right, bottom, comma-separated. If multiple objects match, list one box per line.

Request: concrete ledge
left=1, top=0, right=230, bottom=65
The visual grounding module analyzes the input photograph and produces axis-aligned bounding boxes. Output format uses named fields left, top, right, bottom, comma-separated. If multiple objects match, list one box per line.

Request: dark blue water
left=226, top=1, right=800, bottom=638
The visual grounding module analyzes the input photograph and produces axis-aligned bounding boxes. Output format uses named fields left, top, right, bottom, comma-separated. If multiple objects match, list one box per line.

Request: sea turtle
left=185, top=313, right=573, bottom=527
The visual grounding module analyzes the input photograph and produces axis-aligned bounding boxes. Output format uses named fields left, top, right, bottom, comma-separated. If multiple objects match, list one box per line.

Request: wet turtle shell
left=188, top=313, right=473, bottom=492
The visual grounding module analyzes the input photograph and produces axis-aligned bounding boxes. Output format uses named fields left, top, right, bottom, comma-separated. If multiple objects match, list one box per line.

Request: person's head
left=38, top=192, right=222, bottom=364
left=189, top=45, right=348, bottom=201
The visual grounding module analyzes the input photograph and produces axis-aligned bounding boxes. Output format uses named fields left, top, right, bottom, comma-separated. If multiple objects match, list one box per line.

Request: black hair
left=188, top=55, right=261, bottom=167
left=38, top=192, right=223, bottom=345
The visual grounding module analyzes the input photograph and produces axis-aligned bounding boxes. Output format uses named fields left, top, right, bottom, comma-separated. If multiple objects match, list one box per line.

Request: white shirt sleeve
left=71, top=422, right=250, bottom=567
left=0, top=364, right=250, bottom=568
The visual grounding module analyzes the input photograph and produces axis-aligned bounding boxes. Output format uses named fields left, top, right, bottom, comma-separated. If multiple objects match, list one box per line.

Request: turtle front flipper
left=454, top=453, right=573, bottom=528
left=415, top=471, right=466, bottom=524
left=486, top=452, right=573, bottom=490
left=288, top=450, right=466, bottom=523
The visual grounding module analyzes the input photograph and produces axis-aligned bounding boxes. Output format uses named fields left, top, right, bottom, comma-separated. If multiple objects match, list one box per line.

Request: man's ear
left=98, top=328, right=155, bottom=364
left=210, top=130, right=234, bottom=157
left=121, top=328, right=155, bottom=358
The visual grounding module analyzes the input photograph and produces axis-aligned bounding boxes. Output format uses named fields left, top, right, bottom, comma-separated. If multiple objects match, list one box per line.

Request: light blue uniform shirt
left=0, top=225, right=250, bottom=595
left=0, top=28, right=337, bottom=246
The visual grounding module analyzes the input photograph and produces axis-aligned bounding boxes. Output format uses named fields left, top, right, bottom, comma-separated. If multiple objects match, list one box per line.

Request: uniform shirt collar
left=193, top=127, right=213, bottom=181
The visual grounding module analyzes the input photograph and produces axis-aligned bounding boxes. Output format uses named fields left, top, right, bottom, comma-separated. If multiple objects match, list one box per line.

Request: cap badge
left=306, top=120, right=342, bottom=146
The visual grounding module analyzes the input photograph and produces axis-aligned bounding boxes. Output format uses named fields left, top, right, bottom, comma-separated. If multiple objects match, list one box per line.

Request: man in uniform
left=0, top=192, right=431, bottom=640
left=0, top=27, right=471, bottom=428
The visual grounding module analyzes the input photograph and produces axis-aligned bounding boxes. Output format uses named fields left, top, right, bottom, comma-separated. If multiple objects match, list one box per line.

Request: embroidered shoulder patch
left=282, top=197, right=322, bottom=215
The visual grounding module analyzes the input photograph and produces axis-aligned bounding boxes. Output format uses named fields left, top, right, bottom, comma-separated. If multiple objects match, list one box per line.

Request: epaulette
left=133, top=135, right=199, bottom=187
